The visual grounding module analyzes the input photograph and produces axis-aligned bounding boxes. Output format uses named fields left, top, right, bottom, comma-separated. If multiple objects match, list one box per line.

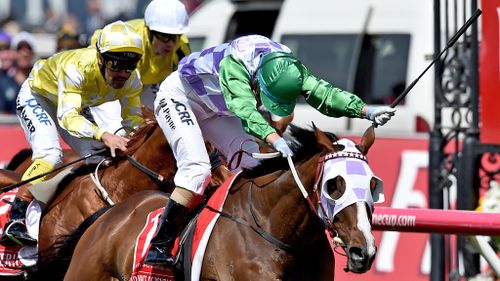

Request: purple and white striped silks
left=178, top=35, right=291, bottom=116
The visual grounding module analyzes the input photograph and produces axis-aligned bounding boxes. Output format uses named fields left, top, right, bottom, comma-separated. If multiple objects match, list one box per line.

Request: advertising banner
left=480, top=0, right=500, bottom=144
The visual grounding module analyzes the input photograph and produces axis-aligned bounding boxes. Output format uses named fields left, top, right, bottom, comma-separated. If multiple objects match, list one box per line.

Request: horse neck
left=102, top=127, right=176, bottom=199
left=253, top=154, right=324, bottom=246
left=131, top=126, right=172, bottom=168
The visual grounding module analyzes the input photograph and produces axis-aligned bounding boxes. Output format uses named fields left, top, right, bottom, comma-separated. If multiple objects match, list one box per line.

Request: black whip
left=2, top=148, right=107, bottom=192
left=390, top=9, right=482, bottom=108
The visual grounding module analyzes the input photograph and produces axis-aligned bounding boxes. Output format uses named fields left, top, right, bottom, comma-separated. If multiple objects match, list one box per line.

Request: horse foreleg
left=287, top=235, right=334, bottom=281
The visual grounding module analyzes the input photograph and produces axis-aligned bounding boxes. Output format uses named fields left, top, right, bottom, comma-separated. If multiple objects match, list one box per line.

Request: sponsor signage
left=480, top=0, right=500, bottom=144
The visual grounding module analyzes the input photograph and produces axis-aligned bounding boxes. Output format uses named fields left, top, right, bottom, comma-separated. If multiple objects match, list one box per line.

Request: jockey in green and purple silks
left=146, top=34, right=396, bottom=265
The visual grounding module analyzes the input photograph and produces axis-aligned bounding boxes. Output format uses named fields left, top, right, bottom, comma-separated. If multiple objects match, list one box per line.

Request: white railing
left=0, top=114, right=19, bottom=125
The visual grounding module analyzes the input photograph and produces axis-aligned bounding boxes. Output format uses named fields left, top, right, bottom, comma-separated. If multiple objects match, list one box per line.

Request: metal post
left=429, top=131, right=445, bottom=281
left=430, top=0, right=445, bottom=280
left=457, top=0, right=481, bottom=277
left=458, top=135, right=481, bottom=277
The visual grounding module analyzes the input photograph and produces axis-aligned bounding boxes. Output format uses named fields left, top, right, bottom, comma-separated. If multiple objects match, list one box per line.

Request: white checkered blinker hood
left=318, top=138, right=384, bottom=223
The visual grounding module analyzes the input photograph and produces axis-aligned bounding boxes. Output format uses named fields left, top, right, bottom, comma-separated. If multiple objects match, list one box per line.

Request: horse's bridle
left=206, top=150, right=369, bottom=253
left=91, top=148, right=228, bottom=205
left=298, top=151, right=369, bottom=236
left=89, top=156, right=171, bottom=205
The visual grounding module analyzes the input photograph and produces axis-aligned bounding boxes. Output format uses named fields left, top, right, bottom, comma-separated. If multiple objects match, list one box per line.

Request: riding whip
left=370, top=9, right=481, bottom=129
left=2, top=148, right=107, bottom=192
left=390, top=8, right=482, bottom=109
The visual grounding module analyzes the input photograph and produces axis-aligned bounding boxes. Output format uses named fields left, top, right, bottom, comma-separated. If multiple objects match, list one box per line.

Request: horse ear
left=358, top=125, right=375, bottom=155
left=312, top=122, right=335, bottom=151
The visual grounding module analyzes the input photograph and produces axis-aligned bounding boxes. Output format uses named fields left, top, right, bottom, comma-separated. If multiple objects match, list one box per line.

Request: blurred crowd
left=0, top=30, right=33, bottom=114
left=0, top=0, right=204, bottom=115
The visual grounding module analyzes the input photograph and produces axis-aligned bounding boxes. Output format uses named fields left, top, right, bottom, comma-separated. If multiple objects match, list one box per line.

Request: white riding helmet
left=145, top=0, right=190, bottom=34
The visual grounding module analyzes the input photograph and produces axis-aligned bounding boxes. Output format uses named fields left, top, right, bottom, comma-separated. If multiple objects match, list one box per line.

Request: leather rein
left=206, top=151, right=367, bottom=253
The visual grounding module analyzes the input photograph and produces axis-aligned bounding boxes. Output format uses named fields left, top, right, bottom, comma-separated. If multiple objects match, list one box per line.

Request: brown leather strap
left=15, top=185, right=34, bottom=202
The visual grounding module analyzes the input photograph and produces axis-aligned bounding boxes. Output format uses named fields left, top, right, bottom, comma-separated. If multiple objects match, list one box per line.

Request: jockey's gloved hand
left=365, top=105, right=396, bottom=126
left=272, top=137, right=294, bottom=157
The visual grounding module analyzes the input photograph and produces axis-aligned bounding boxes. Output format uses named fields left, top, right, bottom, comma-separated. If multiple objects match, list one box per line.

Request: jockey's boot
left=2, top=198, right=36, bottom=246
left=144, top=199, right=188, bottom=265
left=22, top=158, right=54, bottom=185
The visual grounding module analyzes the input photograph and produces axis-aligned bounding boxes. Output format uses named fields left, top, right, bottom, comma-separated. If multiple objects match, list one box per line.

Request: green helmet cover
left=257, top=52, right=306, bottom=117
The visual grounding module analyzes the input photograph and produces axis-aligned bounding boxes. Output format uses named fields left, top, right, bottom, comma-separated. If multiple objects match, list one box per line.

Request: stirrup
left=144, top=245, right=177, bottom=265
left=3, top=220, right=37, bottom=246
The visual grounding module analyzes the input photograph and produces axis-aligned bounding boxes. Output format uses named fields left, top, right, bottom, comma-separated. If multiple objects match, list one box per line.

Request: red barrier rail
left=372, top=207, right=500, bottom=236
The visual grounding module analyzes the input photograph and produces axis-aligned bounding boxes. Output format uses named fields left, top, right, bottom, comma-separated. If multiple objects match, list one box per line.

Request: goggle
left=151, top=31, right=178, bottom=43
left=104, top=59, right=138, bottom=73
left=102, top=52, right=140, bottom=73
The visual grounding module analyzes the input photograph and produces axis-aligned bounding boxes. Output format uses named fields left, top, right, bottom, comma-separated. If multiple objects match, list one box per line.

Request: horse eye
left=326, top=176, right=345, bottom=200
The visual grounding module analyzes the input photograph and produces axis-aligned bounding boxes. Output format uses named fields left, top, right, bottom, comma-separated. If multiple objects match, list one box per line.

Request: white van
left=187, top=0, right=435, bottom=136
left=187, top=0, right=282, bottom=51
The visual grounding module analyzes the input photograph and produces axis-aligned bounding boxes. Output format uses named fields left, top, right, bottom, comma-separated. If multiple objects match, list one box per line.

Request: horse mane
left=242, top=124, right=338, bottom=178
left=116, top=107, right=159, bottom=157
left=48, top=118, right=160, bottom=182
left=116, top=121, right=158, bottom=157
left=5, top=148, right=32, bottom=170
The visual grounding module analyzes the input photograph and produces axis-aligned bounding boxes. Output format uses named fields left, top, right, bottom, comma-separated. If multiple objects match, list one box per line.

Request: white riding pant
left=16, top=80, right=105, bottom=166
left=90, top=84, right=159, bottom=135
left=154, top=71, right=259, bottom=195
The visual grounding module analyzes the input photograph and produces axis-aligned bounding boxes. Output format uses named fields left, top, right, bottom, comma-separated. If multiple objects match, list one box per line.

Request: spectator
left=56, top=27, right=82, bottom=52
left=0, top=31, right=19, bottom=114
left=11, top=31, right=35, bottom=87
left=85, top=0, right=105, bottom=37
left=0, top=31, right=16, bottom=76
left=181, top=0, right=204, bottom=13
left=43, top=7, right=63, bottom=33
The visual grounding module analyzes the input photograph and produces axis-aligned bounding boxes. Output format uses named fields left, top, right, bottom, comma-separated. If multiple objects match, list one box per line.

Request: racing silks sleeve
left=119, top=73, right=144, bottom=132
left=219, top=55, right=276, bottom=141
left=56, top=65, right=106, bottom=140
left=302, top=66, right=366, bottom=118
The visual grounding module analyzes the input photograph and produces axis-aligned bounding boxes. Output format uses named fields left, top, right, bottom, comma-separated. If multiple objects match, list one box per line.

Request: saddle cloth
left=132, top=172, right=241, bottom=281
left=131, top=207, right=175, bottom=281
left=0, top=188, right=38, bottom=276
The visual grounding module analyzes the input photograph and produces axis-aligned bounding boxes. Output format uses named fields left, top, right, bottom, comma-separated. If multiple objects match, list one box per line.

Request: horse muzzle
left=346, top=246, right=376, bottom=273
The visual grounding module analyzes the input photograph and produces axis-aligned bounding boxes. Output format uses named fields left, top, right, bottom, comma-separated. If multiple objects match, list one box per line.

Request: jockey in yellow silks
left=2, top=21, right=144, bottom=246
left=89, top=0, right=191, bottom=135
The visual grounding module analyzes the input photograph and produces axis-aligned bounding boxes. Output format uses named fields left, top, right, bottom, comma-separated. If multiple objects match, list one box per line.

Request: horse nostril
left=348, top=247, right=367, bottom=263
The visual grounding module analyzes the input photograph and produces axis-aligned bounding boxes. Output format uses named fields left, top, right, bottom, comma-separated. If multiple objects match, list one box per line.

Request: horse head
left=230, top=124, right=381, bottom=279
left=314, top=125, right=381, bottom=273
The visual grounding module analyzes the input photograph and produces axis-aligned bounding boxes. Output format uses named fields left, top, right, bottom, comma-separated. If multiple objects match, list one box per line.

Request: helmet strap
left=97, top=54, right=106, bottom=79
left=146, top=27, right=154, bottom=43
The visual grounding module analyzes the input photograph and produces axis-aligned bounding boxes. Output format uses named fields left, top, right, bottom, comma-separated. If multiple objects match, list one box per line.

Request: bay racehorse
left=0, top=118, right=229, bottom=253
left=37, top=119, right=233, bottom=255
left=35, top=124, right=382, bottom=281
